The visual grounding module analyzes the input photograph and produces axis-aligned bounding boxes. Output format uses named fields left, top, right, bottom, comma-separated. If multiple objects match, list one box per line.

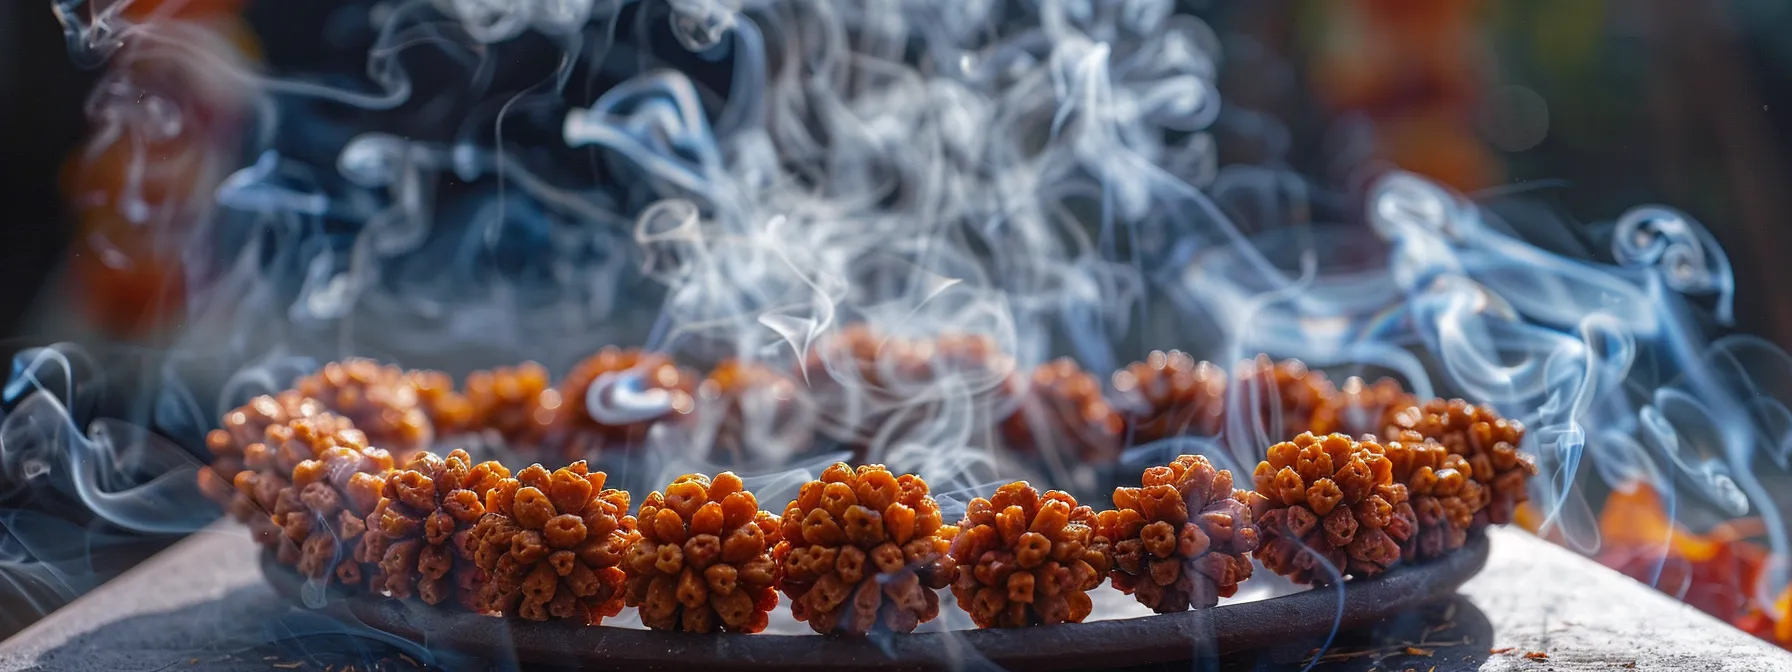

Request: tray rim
left=260, top=532, right=1490, bottom=671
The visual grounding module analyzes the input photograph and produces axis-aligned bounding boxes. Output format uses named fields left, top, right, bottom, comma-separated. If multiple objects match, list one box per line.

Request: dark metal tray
left=262, top=533, right=1490, bottom=671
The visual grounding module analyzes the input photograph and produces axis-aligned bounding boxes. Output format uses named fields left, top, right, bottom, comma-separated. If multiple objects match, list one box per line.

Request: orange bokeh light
left=1591, top=484, right=1787, bottom=649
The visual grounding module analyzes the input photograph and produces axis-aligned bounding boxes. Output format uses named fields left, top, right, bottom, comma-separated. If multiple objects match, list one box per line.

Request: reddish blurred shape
left=60, top=6, right=258, bottom=338
left=1309, top=0, right=1500, bottom=191
left=66, top=212, right=189, bottom=338
left=1591, top=484, right=1787, bottom=649
left=115, top=0, right=246, bottom=22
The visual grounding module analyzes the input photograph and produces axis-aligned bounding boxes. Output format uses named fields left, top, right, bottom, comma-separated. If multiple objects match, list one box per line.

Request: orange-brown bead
left=1233, top=356, right=1338, bottom=442
left=293, top=359, right=435, bottom=460
left=1309, top=376, right=1408, bottom=438
left=271, top=438, right=395, bottom=588
left=1004, top=358, right=1124, bottom=464
left=624, top=472, right=781, bottom=633
left=1383, top=398, right=1536, bottom=527
left=773, top=464, right=957, bottom=635
left=469, top=461, right=636, bottom=624
left=801, top=327, right=1015, bottom=453
left=1098, top=455, right=1259, bottom=612
left=199, top=392, right=333, bottom=527
left=407, top=369, right=477, bottom=436
left=220, top=404, right=359, bottom=557
left=463, top=361, right=559, bottom=449
left=551, top=348, right=696, bottom=456
left=362, top=449, right=511, bottom=609
left=1112, top=350, right=1227, bottom=444
left=946, top=482, right=1111, bottom=628
left=1382, top=437, right=1482, bottom=561
left=1245, top=433, right=1413, bottom=585
left=697, top=360, right=815, bottom=465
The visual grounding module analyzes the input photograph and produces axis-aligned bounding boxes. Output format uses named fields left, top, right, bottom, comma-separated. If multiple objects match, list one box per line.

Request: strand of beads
left=214, top=350, right=1536, bottom=632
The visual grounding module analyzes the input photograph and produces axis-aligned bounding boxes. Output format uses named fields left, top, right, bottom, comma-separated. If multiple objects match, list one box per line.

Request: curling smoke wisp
left=4, top=0, right=1792, bottom=654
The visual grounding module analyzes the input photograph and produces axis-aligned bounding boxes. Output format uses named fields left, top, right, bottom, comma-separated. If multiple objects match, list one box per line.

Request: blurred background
left=2, top=0, right=1791, bottom=647
left=9, top=0, right=1791, bottom=354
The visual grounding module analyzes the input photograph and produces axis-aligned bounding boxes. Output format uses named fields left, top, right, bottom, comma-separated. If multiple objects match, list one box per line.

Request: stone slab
left=1465, top=527, right=1790, bottom=672
left=0, top=525, right=1786, bottom=671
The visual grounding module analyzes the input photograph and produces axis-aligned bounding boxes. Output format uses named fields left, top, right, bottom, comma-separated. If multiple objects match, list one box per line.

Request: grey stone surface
left=0, top=524, right=1787, bottom=671
left=0, top=524, right=452, bottom=672
left=1466, top=527, right=1792, bottom=672
left=0, top=525, right=276, bottom=671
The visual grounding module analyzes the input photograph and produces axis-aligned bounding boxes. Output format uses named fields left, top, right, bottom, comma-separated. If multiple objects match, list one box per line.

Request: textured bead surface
left=1309, top=376, right=1408, bottom=438
left=624, top=472, right=782, bottom=633
left=469, top=461, right=636, bottom=623
left=199, top=392, right=332, bottom=527
left=1382, top=437, right=1483, bottom=561
left=294, top=359, right=434, bottom=460
left=697, top=359, right=815, bottom=465
left=552, top=348, right=696, bottom=456
left=773, top=464, right=957, bottom=635
left=463, top=361, right=559, bottom=449
left=271, top=437, right=395, bottom=588
left=222, top=406, right=360, bottom=557
left=1004, top=358, right=1124, bottom=464
left=408, top=369, right=477, bottom=437
left=947, top=482, right=1112, bottom=628
left=1098, top=455, right=1259, bottom=612
left=1246, top=433, right=1413, bottom=585
left=362, top=449, right=511, bottom=609
left=1233, top=356, right=1337, bottom=442
left=1383, top=398, right=1536, bottom=527
left=1111, top=350, right=1226, bottom=445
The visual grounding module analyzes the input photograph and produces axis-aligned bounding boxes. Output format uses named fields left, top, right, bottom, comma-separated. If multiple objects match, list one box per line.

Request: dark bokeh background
left=1, top=0, right=1790, bottom=650
left=5, top=1, right=1789, bottom=349
left=0, top=2, right=90, bottom=344
left=1205, top=0, right=1792, bottom=349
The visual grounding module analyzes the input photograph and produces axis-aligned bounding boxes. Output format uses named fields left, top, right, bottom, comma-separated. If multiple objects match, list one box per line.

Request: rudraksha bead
left=802, top=327, right=1014, bottom=451
left=1111, top=350, right=1226, bottom=444
left=199, top=391, right=328, bottom=521
left=294, top=359, right=434, bottom=460
left=1382, top=437, right=1482, bottom=561
left=1233, top=356, right=1338, bottom=441
left=947, top=482, right=1111, bottom=628
left=1383, top=398, right=1536, bottom=527
left=552, top=348, right=696, bottom=455
left=1098, top=455, right=1259, bottom=612
left=1003, top=358, right=1124, bottom=464
left=1309, top=377, right=1408, bottom=438
left=697, top=359, right=815, bottom=465
left=408, top=369, right=477, bottom=437
left=929, top=333, right=1020, bottom=391
left=773, top=464, right=958, bottom=635
left=623, top=472, right=782, bottom=633
left=362, top=449, right=511, bottom=609
left=232, top=410, right=360, bottom=553
left=469, top=461, right=636, bottom=623
left=272, top=439, right=394, bottom=588
left=464, top=361, right=560, bottom=448
left=1245, top=433, right=1411, bottom=585
left=801, top=326, right=936, bottom=447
